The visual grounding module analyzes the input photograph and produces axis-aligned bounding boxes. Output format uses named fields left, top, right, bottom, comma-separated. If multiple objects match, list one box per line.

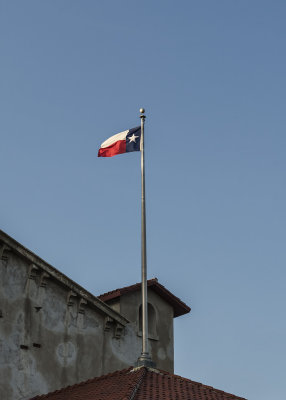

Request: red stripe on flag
left=98, top=140, right=126, bottom=157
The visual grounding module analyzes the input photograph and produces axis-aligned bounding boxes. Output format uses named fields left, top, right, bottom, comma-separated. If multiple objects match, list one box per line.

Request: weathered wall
left=0, top=251, right=132, bottom=400
left=108, top=290, right=174, bottom=373
left=0, top=238, right=176, bottom=400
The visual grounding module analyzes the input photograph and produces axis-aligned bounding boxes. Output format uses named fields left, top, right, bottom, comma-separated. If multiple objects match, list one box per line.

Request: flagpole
left=137, top=108, right=154, bottom=368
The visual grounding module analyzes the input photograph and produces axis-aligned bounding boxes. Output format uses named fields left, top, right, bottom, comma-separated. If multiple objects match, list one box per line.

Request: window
left=138, top=302, right=158, bottom=340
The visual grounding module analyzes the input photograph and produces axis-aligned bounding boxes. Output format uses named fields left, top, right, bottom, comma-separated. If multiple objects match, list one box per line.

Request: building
left=0, top=230, right=190, bottom=400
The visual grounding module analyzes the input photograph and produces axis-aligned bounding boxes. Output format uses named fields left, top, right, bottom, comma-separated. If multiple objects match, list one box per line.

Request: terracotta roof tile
left=30, top=366, right=247, bottom=400
left=135, top=369, right=246, bottom=400
left=98, top=278, right=191, bottom=318
left=30, top=367, right=142, bottom=400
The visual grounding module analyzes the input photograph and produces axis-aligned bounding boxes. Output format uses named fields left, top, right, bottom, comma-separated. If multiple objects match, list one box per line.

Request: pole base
left=137, top=353, right=156, bottom=368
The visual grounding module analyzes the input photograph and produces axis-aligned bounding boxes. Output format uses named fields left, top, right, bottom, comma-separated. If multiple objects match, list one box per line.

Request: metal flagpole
left=137, top=108, right=154, bottom=368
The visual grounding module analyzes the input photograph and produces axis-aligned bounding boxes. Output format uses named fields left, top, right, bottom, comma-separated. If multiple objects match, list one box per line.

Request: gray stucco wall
left=0, top=250, right=134, bottom=400
left=0, top=252, right=105, bottom=399
left=107, top=289, right=174, bottom=373
left=0, top=245, right=176, bottom=400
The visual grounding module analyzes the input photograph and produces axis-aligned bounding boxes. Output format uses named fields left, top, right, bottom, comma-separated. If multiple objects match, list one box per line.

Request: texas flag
left=98, top=127, right=141, bottom=157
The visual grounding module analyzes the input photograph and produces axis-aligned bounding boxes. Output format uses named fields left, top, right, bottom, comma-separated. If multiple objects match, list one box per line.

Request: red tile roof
left=30, top=366, right=247, bottom=400
left=98, top=278, right=191, bottom=318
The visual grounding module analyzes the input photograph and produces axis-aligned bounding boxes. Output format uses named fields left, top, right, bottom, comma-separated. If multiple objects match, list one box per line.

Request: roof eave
left=0, top=229, right=129, bottom=327
left=99, top=278, right=191, bottom=318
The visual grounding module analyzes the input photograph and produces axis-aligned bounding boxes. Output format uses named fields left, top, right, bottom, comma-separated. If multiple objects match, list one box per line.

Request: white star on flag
left=128, top=134, right=139, bottom=143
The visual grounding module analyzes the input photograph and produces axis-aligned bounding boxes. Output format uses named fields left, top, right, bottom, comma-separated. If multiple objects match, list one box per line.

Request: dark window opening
left=138, top=302, right=157, bottom=338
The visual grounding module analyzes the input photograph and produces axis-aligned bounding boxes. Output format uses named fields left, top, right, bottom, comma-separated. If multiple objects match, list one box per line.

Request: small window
left=138, top=302, right=157, bottom=339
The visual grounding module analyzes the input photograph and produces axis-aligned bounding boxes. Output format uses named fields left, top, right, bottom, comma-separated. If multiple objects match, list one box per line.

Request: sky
left=1, top=1, right=285, bottom=399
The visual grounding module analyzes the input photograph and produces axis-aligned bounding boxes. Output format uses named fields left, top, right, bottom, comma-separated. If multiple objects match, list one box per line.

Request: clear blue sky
left=1, top=1, right=285, bottom=399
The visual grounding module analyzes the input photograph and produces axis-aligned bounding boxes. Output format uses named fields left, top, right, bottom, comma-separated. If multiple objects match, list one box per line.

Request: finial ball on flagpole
left=140, top=108, right=145, bottom=114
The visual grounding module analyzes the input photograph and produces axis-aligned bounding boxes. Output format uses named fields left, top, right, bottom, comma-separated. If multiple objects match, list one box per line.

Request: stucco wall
left=0, top=246, right=176, bottom=400
left=109, top=289, right=174, bottom=373
left=0, top=252, right=133, bottom=400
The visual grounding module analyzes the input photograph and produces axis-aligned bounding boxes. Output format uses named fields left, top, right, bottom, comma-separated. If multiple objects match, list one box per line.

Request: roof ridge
left=125, top=367, right=146, bottom=400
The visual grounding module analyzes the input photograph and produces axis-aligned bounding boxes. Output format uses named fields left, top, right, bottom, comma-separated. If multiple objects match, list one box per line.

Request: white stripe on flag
left=100, top=130, right=129, bottom=148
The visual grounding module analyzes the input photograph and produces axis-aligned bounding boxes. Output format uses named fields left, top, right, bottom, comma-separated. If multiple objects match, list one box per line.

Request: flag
left=98, top=127, right=141, bottom=157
